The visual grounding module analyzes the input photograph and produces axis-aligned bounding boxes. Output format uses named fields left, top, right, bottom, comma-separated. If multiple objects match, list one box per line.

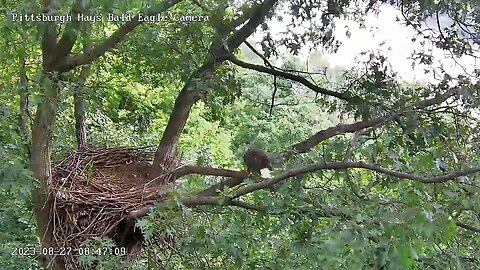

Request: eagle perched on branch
left=243, top=148, right=273, bottom=178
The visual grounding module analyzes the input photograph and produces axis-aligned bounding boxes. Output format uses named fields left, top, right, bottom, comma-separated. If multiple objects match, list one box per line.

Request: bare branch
left=269, top=75, right=277, bottom=116
left=228, top=56, right=357, bottom=102
left=180, top=195, right=266, bottom=212
left=244, top=41, right=274, bottom=68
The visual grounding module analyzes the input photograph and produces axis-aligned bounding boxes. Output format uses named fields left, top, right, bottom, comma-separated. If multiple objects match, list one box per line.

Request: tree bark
left=151, top=59, right=226, bottom=178
left=152, top=86, right=199, bottom=176
left=74, top=64, right=91, bottom=149
left=19, top=57, right=31, bottom=153
left=30, top=75, right=65, bottom=269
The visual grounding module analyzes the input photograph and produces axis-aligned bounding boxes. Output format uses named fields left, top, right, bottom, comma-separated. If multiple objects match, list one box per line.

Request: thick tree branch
left=225, top=0, right=278, bottom=50
left=228, top=56, right=356, bottom=102
left=229, top=200, right=267, bottom=212
left=289, top=86, right=461, bottom=155
left=55, top=0, right=84, bottom=60
left=19, top=57, right=30, bottom=154
left=414, top=87, right=459, bottom=109
left=58, top=0, right=183, bottom=72
left=180, top=195, right=222, bottom=207
left=41, top=0, right=58, bottom=69
left=231, top=161, right=480, bottom=199
left=292, top=115, right=395, bottom=154
left=225, top=2, right=260, bottom=31
left=173, top=165, right=247, bottom=179
left=456, top=222, right=480, bottom=233
left=131, top=161, right=480, bottom=219
left=74, top=57, right=91, bottom=149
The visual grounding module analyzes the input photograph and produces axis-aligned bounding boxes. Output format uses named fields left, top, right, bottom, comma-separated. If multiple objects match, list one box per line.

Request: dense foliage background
left=1, top=0, right=479, bottom=269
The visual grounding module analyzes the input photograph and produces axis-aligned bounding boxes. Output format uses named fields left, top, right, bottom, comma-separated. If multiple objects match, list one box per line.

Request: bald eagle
left=243, top=148, right=273, bottom=178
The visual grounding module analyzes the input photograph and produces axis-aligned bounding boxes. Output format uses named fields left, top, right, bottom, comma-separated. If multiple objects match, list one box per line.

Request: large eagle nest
left=50, top=146, right=171, bottom=269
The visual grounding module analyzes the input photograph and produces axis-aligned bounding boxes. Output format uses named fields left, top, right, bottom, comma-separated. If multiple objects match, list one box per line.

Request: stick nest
left=50, top=146, right=170, bottom=269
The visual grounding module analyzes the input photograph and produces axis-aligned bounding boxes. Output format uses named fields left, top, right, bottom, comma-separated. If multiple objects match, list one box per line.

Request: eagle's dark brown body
left=243, top=148, right=272, bottom=174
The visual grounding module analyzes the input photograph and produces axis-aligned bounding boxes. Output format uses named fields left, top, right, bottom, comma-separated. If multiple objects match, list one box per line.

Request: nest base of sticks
left=50, top=146, right=169, bottom=269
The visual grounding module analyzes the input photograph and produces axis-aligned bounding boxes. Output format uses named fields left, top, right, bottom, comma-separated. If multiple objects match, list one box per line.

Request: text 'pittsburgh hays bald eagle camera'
left=243, top=148, right=273, bottom=178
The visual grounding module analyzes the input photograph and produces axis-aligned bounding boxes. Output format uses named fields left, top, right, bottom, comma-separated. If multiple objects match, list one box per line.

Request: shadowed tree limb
left=19, top=57, right=30, bottom=154
left=179, top=196, right=266, bottom=212
left=74, top=44, right=91, bottom=149
left=41, top=0, right=58, bottom=69
left=197, top=176, right=247, bottom=196
left=123, top=161, right=480, bottom=223
left=229, top=200, right=267, bottom=211
left=224, top=0, right=278, bottom=50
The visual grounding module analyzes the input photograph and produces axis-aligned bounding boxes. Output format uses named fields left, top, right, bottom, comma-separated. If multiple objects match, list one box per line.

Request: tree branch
left=289, top=86, right=461, bottom=155
left=19, top=57, right=30, bottom=154
left=55, top=0, right=84, bottom=61
left=229, top=200, right=267, bottom=212
left=231, top=161, right=480, bottom=199
left=225, top=0, right=278, bottom=50
left=291, top=115, right=396, bottom=154
left=173, top=165, right=247, bottom=179
left=179, top=195, right=266, bottom=212
left=244, top=41, right=274, bottom=68
left=228, top=56, right=356, bottom=102
left=58, top=0, right=183, bottom=72
left=456, top=222, right=480, bottom=233
left=197, top=176, right=247, bottom=196
left=41, top=0, right=58, bottom=69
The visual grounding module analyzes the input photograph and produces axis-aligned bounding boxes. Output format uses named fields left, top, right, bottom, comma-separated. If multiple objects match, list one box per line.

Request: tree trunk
left=151, top=59, right=227, bottom=178
left=30, top=75, right=65, bottom=269
left=74, top=64, right=91, bottom=149
left=19, top=57, right=31, bottom=154
left=152, top=87, right=199, bottom=177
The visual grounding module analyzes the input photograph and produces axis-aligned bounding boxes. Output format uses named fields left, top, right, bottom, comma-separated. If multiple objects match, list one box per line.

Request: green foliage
left=0, top=96, right=38, bottom=270
left=77, top=237, right=129, bottom=270
left=1, top=0, right=480, bottom=269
